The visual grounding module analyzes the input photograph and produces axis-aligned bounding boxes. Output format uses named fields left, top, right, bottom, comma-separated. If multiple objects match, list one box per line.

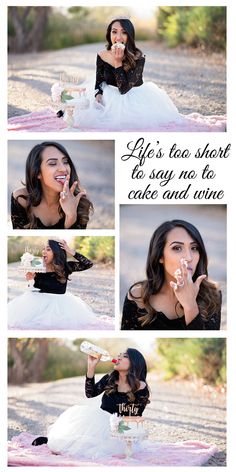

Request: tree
left=8, top=7, right=50, bottom=52
left=8, top=338, right=49, bottom=384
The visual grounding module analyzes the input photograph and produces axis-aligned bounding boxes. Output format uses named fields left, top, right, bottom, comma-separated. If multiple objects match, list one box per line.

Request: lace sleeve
left=114, top=56, right=145, bottom=95
left=11, top=194, right=28, bottom=229
left=121, top=295, right=141, bottom=330
left=95, top=55, right=105, bottom=96
left=85, top=374, right=109, bottom=397
left=68, top=251, right=93, bottom=272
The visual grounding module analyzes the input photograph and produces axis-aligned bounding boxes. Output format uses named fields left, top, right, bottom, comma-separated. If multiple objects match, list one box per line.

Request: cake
left=51, top=83, right=89, bottom=107
left=111, top=42, right=125, bottom=50
left=110, top=414, right=147, bottom=438
left=20, top=252, right=46, bottom=273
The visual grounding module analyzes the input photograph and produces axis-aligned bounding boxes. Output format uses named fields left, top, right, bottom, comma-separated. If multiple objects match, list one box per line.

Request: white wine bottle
left=80, top=341, right=117, bottom=363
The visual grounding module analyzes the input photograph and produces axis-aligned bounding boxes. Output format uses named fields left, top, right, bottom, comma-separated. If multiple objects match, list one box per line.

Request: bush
left=157, top=6, right=226, bottom=51
left=157, top=338, right=226, bottom=385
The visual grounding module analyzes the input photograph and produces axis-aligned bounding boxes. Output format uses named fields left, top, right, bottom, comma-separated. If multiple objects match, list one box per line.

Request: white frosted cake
left=20, top=252, right=46, bottom=273
left=51, top=83, right=89, bottom=107
left=110, top=415, right=147, bottom=438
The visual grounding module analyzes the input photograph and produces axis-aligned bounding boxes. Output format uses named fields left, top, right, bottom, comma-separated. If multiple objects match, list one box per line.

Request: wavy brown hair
left=106, top=19, right=143, bottom=71
left=129, top=220, right=221, bottom=326
left=17, top=141, right=93, bottom=229
left=104, top=348, right=150, bottom=404
left=47, top=240, right=72, bottom=284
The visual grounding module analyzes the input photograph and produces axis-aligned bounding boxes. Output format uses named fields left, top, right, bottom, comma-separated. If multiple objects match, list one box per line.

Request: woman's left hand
left=58, top=239, right=76, bottom=256
left=59, top=176, right=86, bottom=228
left=170, top=258, right=206, bottom=324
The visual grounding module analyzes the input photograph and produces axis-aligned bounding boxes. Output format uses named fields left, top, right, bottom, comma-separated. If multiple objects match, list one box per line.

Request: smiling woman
left=121, top=219, right=221, bottom=330
left=11, top=141, right=93, bottom=229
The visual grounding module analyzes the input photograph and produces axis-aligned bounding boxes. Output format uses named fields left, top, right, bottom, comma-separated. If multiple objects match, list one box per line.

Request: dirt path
left=8, top=262, right=114, bottom=317
left=120, top=205, right=226, bottom=329
left=8, top=374, right=226, bottom=466
left=8, top=41, right=226, bottom=118
left=8, top=140, right=115, bottom=229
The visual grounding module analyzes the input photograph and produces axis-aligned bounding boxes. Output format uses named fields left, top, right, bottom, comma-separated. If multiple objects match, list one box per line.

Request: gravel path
left=8, top=374, right=226, bottom=466
left=8, top=262, right=114, bottom=318
left=8, top=41, right=226, bottom=118
left=8, top=140, right=115, bottom=230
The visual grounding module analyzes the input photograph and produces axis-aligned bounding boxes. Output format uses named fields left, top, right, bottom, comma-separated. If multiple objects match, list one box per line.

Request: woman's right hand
left=25, top=272, right=35, bottom=281
left=87, top=354, right=102, bottom=377
left=95, top=94, right=103, bottom=106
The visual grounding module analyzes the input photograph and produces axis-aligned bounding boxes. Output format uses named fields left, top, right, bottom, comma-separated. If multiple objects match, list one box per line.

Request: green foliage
left=157, top=6, right=226, bottom=51
left=157, top=338, right=226, bottom=385
left=74, top=236, right=114, bottom=263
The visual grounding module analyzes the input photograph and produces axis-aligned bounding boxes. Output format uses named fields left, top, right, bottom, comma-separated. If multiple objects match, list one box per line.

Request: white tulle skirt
left=47, top=403, right=142, bottom=459
left=70, top=80, right=226, bottom=132
left=8, top=290, right=113, bottom=330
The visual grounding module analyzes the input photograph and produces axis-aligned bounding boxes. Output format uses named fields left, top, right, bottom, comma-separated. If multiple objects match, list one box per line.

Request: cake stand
left=111, top=431, right=148, bottom=458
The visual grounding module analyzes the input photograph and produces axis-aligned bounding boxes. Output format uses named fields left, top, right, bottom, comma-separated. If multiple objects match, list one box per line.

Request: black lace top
left=95, top=55, right=145, bottom=96
left=121, top=294, right=221, bottom=330
left=11, top=194, right=87, bottom=230
left=33, top=252, right=93, bottom=294
left=85, top=374, right=149, bottom=416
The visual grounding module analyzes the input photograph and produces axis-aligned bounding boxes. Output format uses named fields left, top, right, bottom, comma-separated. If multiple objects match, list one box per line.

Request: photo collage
left=2, top=1, right=233, bottom=470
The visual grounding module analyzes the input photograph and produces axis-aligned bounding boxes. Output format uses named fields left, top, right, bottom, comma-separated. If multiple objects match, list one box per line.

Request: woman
left=8, top=239, right=113, bottom=330
left=121, top=220, right=221, bottom=330
left=71, top=17, right=225, bottom=131
left=32, top=348, right=150, bottom=459
left=11, top=141, right=93, bottom=229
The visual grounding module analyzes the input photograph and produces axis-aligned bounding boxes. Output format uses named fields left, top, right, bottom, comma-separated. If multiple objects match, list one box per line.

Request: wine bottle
left=80, top=341, right=117, bottom=363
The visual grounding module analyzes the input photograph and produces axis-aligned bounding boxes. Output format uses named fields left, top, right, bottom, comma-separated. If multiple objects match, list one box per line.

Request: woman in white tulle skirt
left=66, top=17, right=225, bottom=132
left=8, top=239, right=113, bottom=330
left=32, top=348, right=150, bottom=459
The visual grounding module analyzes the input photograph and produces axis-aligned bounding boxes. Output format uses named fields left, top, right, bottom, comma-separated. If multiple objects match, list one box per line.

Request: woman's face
left=42, top=245, right=54, bottom=265
left=110, top=21, right=128, bottom=45
left=160, top=227, right=200, bottom=280
left=38, top=146, right=71, bottom=193
left=114, top=352, right=130, bottom=371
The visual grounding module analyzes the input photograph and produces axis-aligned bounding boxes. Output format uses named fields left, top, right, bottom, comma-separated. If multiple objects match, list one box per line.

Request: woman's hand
left=25, top=272, right=35, bottom=281
left=112, top=45, right=124, bottom=68
left=87, top=354, right=102, bottom=378
left=170, top=258, right=206, bottom=324
left=95, top=93, right=104, bottom=106
left=58, top=239, right=76, bottom=256
left=59, top=176, right=86, bottom=228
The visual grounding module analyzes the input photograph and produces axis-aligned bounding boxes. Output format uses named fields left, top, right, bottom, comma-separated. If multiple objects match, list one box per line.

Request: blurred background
left=8, top=140, right=115, bottom=229
left=8, top=235, right=115, bottom=317
left=8, top=337, right=226, bottom=386
left=120, top=204, right=226, bottom=328
left=8, top=6, right=226, bottom=53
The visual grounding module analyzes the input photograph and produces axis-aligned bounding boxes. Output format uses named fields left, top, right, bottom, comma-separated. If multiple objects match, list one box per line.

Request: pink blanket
left=8, top=109, right=226, bottom=132
left=8, top=432, right=218, bottom=466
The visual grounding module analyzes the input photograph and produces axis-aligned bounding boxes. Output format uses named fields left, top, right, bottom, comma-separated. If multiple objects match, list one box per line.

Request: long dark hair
left=130, top=220, right=221, bottom=325
left=106, top=19, right=143, bottom=71
left=17, top=141, right=93, bottom=228
left=48, top=239, right=72, bottom=283
left=105, top=348, right=150, bottom=404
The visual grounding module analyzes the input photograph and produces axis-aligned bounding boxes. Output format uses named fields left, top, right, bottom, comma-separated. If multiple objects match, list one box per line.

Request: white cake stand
left=111, top=431, right=148, bottom=458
